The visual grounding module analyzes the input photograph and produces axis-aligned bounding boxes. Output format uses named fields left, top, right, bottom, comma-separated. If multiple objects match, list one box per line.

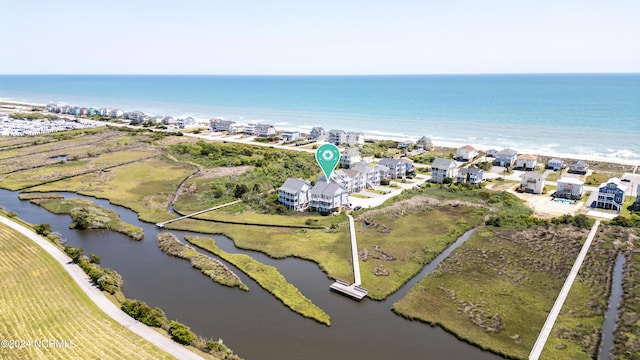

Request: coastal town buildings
left=281, top=130, right=301, bottom=142
left=494, top=149, right=518, bottom=167
left=245, top=123, right=276, bottom=137
left=556, top=177, right=584, bottom=199
left=546, top=158, right=564, bottom=171
left=341, top=148, right=362, bottom=168
left=516, top=154, right=538, bottom=170
left=592, top=178, right=627, bottom=213
left=177, top=117, right=197, bottom=129
left=210, top=118, right=236, bottom=132
left=486, top=149, right=498, bottom=158
left=378, top=158, right=411, bottom=179
left=229, top=124, right=245, bottom=135
left=569, top=160, right=589, bottom=174
left=351, top=162, right=384, bottom=188
left=520, top=172, right=547, bottom=194
left=456, top=145, right=478, bottom=161
left=328, top=129, right=347, bottom=145
left=456, top=168, right=484, bottom=185
left=634, top=185, right=640, bottom=211
left=416, top=136, right=433, bottom=151
left=309, top=181, right=349, bottom=214
left=430, top=158, right=458, bottom=183
left=346, top=132, right=365, bottom=146
left=277, top=178, right=312, bottom=211
left=310, top=127, right=326, bottom=141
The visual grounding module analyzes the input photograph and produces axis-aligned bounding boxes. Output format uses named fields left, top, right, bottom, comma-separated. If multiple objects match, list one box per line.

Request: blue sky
left=2, top=0, right=639, bottom=75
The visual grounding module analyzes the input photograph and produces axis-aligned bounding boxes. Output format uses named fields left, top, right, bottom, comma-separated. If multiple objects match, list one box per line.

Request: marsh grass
left=393, top=224, right=590, bottom=359
left=186, top=236, right=331, bottom=326
left=157, top=233, right=248, bottom=290
left=29, top=196, right=144, bottom=240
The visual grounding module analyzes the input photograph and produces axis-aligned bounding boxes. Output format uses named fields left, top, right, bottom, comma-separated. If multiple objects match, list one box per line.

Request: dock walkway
left=330, top=214, right=368, bottom=300
left=529, top=220, right=600, bottom=359
left=156, top=200, right=242, bottom=228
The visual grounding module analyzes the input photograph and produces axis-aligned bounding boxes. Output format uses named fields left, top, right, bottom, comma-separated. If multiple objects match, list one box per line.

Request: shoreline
left=2, top=99, right=639, bottom=167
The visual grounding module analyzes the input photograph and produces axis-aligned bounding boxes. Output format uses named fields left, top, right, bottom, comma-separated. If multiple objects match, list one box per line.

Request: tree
left=34, top=223, right=51, bottom=236
left=89, top=253, right=102, bottom=264
left=233, top=184, right=248, bottom=198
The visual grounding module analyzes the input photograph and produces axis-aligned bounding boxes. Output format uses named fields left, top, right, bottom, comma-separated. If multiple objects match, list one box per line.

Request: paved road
left=0, top=216, right=203, bottom=360
left=528, top=220, right=601, bottom=360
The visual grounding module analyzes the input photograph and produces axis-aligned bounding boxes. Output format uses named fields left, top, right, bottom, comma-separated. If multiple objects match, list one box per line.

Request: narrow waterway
left=0, top=189, right=499, bottom=360
left=598, top=254, right=625, bottom=360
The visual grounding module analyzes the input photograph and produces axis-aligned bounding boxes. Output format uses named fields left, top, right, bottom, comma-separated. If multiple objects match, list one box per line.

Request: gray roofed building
left=430, top=158, right=458, bottom=183
left=278, top=178, right=312, bottom=211
left=456, top=168, right=484, bottom=184
left=310, top=181, right=348, bottom=214
left=342, top=148, right=362, bottom=168
left=378, top=158, right=407, bottom=179
left=495, top=148, right=518, bottom=167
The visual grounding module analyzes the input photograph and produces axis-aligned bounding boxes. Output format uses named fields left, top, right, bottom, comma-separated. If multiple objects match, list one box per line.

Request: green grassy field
left=31, top=157, right=197, bottom=222
left=186, top=236, right=331, bottom=326
left=0, top=221, right=173, bottom=360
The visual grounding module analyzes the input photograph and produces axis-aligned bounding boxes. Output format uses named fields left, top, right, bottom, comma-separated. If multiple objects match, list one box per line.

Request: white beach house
left=520, top=172, right=546, bottom=194
left=430, top=158, right=458, bottom=183
left=456, top=145, right=478, bottom=161
left=556, top=177, right=584, bottom=199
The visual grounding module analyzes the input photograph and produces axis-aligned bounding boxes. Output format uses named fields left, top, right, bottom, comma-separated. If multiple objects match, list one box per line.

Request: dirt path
left=0, top=216, right=204, bottom=360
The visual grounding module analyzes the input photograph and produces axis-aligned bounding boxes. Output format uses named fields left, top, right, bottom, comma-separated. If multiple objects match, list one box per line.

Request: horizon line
left=2, top=71, right=639, bottom=77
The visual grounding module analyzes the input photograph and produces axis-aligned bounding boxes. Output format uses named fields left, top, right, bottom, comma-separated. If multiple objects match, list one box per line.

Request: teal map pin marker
left=315, top=143, right=341, bottom=181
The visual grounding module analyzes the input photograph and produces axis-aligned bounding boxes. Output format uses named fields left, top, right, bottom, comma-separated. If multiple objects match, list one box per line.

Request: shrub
left=121, top=299, right=168, bottom=327
left=34, top=223, right=51, bottom=236
left=168, top=321, right=196, bottom=345
left=63, top=245, right=84, bottom=263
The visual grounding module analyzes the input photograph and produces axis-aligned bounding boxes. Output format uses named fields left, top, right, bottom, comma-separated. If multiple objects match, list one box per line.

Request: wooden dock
left=329, top=280, right=368, bottom=301
left=329, top=214, right=368, bottom=300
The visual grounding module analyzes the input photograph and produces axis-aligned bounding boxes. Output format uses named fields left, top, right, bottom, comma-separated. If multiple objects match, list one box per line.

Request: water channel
left=0, top=188, right=499, bottom=360
left=598, top=254, right=625, bottom=360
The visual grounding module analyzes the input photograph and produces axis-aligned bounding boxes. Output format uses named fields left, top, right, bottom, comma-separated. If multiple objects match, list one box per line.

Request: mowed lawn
left=0, top=222, right=173, bottom=360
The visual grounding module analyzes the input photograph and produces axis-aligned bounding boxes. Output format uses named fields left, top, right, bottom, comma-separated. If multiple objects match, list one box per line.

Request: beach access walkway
left=529, top=220, right=601, bottom=360
left=0, top=215, right=204, bottom=360
left=156, top=199, right=242, bottom=228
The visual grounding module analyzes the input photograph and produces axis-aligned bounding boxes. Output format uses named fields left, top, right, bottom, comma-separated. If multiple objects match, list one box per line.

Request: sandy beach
left=2, top=99, right=639, bottom=168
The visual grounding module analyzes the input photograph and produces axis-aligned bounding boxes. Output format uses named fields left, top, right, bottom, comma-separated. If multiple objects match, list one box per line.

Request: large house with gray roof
left=378, top=158, right=410, bottom=179
left=495, top=149, right=518, bottom=167
left=341, top=148, right=362, bottom=168
left=277, top=178, right=312, bottom=211
left=310, top=181, right=348, bottom=214
left=430, top=157, right=458, bottom=183
left=457, top=168, right=484, bottom=185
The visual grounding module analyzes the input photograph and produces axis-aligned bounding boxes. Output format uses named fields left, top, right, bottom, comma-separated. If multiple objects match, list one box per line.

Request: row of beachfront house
left=46, top=103, right=207, bottom=129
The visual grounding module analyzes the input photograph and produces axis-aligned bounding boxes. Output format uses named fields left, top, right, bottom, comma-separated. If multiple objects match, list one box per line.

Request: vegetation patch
left=29, top=196, right=144, bottom=240
left=157, top=233, right=248, bottom=290
left=185, top=236, right=331, bottom=326
left=393, top=224, right=591, bottom=359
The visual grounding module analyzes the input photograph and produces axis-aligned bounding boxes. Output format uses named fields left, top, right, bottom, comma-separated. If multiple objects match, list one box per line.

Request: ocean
left=1, top=74, right=639, bottom=162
